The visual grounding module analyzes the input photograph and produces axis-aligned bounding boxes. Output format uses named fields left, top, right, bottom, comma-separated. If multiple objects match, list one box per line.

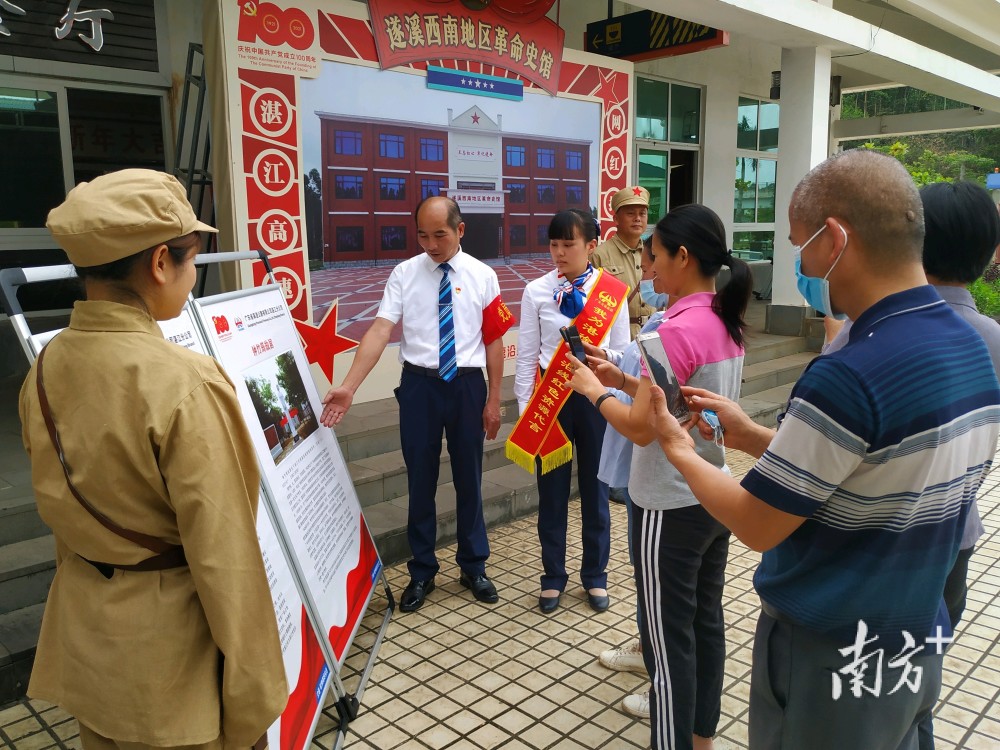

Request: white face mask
left=639, top=279, right=668, bottom=309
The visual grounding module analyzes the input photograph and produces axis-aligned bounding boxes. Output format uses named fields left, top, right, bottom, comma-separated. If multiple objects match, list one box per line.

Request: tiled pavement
left=310, top=259, right=552, bottom=344
left=3, top=451, right=999, bottom=749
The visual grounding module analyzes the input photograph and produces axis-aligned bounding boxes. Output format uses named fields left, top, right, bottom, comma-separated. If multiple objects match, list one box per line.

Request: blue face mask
left=639, top=279, right=669, bottom=309
left=793, top=224, right=848, bottom=320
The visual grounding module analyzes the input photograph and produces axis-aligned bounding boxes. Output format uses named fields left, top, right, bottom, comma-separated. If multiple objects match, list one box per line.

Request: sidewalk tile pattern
left=3, top=451, right=998, bottom=749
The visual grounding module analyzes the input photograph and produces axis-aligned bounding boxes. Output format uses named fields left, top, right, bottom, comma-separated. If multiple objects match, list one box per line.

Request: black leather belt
left=402, top=361, right=480, bottom=379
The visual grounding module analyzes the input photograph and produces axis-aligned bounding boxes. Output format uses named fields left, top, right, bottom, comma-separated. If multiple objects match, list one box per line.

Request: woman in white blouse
left=514, top=209, right=630, bottom=614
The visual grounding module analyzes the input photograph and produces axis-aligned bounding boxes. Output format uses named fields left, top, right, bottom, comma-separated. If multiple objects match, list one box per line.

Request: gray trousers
left=749, top=610, right=944, bottom=750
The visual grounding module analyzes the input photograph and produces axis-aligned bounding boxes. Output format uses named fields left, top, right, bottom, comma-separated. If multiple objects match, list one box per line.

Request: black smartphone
left=636, top=331, right=690, bottom=423
left=559, top=325, right=588, bottom=364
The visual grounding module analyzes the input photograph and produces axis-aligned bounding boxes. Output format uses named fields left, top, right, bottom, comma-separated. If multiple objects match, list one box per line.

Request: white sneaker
left=598, top=637, right=646, bottom=674
left=622, top=690, right=650, bottom=719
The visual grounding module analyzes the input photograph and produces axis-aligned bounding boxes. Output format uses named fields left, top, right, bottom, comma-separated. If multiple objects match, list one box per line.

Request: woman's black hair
left=75, top=233, right=200, bottom=281
left=548, top=208, right=600, bottom=243
left=920, top=181, right=1000, bottom=284
left=652, top=204, right=751, bottom=347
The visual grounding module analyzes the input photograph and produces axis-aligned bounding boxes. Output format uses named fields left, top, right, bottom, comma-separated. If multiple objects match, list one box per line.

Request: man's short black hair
left=921, top=181, right=1000, bottom=284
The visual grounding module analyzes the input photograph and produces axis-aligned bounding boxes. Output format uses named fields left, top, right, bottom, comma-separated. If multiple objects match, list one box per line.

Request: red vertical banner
left=240, top=68, right=310, bottom=320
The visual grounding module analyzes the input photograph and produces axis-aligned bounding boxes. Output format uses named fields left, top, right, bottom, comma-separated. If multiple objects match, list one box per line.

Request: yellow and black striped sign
left=586, top=10, right=726, bottom=62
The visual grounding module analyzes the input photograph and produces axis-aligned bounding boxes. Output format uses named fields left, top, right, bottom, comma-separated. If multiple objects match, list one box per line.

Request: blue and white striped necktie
left=438, top=262, right=457, bottom=382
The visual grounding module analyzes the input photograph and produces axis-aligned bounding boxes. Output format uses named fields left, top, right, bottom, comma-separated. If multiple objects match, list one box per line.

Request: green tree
left=274, top=352, right=308, bottom=417
left=246, top=375, right=282, bottom=430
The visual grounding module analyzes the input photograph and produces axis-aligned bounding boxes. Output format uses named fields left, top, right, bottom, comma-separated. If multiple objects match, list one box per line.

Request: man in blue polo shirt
left=646, top=149, right=1000, bottom=750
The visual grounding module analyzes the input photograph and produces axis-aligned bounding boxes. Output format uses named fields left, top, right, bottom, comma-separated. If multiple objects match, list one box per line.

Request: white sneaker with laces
left=622, top=690, right=650, bottom=719
left=598, top=637, right=646, bottom=674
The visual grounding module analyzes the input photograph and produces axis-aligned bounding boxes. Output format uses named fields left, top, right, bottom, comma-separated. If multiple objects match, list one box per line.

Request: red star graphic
left=471, top=112, right=481, bottom=124
left=293, top=302, right=358, bottom=384
left=632, top=186, right=642, bottom=196
left=596, top=70, right=620, bottom=105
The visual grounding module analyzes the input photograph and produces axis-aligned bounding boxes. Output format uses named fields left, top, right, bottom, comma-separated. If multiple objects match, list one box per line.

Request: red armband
left=482, top=294, right=516, bottom=345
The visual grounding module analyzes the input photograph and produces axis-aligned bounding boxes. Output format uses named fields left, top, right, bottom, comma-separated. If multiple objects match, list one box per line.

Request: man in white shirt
left=321, top=196, right=514, bottom=611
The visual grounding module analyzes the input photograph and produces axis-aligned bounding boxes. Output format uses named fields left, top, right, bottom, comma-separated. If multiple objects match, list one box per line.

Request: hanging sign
left=367, top=0, right=564, bottom=95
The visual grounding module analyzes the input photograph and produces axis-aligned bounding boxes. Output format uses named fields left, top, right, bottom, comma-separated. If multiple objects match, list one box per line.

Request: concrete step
left=740, top=382, right=796, bottom=430
left=349, top=423, right=514, bottom=508
left=335, top=377, right=520, bottom=463
left=366, top=459, right=577, bottom=569
left=743, top=331, right=809, bottom=366
left=0, top=602, right=44, bottom=704
left=0, top=494, right=47, bottom=548
left=740, top=352, right=815, bottom=398
left=0, top=536, right=55, bottom=616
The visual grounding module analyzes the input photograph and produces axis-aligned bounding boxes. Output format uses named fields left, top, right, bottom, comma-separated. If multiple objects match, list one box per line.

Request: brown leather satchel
left=35, top=345, right=187, bottom=578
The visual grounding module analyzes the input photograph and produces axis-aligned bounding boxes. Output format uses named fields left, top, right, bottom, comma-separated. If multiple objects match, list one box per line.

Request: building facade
left=319, top=105, right=591, bottom=263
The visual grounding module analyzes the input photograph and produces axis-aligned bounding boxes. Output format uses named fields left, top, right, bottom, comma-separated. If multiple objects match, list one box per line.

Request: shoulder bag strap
left=35, top=346, right=174, bottom=555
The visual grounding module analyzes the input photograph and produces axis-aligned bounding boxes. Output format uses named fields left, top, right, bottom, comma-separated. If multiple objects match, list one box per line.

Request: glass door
left=637, top=147, right=668, bottom=222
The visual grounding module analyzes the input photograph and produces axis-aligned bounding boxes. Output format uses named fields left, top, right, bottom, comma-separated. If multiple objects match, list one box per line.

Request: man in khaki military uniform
left=592, top=186, right=654, bottom=339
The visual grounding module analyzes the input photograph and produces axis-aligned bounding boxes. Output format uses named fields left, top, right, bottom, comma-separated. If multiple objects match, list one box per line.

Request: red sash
left=505, top=269, right=628, bottom=474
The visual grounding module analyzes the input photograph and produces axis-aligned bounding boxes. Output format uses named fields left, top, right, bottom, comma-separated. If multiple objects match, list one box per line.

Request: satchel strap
left=35, top=345, right=180, bottom=556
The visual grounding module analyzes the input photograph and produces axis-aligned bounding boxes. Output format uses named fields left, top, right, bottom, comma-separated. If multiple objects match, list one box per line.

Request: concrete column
left=701, top=68, right=740, bottom=244
left=767, top=45, right=832, bottom=335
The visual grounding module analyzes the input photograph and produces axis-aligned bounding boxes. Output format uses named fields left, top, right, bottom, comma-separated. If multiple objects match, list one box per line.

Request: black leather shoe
left=459, top=572, right=499, bottom=604
left=399, top=577, right=435, bottom=612
left=588, top=593, right=611, bottom=612
left=538, top=593, right=561, bottom=613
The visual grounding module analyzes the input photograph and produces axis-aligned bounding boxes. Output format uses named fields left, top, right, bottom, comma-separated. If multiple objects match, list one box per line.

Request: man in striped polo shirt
left=647, top=149, right=1000, bottom=750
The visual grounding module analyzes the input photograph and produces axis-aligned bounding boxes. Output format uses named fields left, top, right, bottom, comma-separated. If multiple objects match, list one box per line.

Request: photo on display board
left=243, top=350, right=319, bottom=466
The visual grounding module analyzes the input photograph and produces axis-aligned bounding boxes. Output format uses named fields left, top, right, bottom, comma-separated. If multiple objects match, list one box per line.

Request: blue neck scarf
left=552, top=264, right=594, bottom=319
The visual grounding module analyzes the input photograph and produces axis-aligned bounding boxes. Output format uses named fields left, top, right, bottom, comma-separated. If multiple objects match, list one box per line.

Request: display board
left=257, top=503, right=332, bottom=750
left=193, top=284, right=383, bottom=670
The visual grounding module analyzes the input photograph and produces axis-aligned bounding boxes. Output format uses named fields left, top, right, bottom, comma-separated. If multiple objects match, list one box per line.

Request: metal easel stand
left=330, top=569, right=396, bottom=750
left=0, top=251, right=272, bottom=365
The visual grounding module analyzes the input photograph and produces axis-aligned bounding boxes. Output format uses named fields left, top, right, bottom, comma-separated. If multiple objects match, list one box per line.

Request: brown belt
left=629, top=316, right=649, bottom=325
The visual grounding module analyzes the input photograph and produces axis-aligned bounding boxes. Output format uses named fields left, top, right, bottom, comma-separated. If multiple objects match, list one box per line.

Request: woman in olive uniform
left=19, top=170, right=288, bottom=750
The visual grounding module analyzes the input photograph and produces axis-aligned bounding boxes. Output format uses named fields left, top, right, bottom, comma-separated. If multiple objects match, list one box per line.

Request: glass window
left=757, top=160, right=777, bottom=222
left=734, top=157, right=777, bottom=224
left=0, top=88, right=64, bottom=229
left=636, top=76, right=668, bottom=140
left=507, top=182, right=527, bottom=204
left=506, top=144, right=525, bottom=167
left=336, top=226, right=364, bottom=252
left=379, top=176, right=406, bottom=200
left=734, top=158, right=758, bottom=224
left=565, top=150, right=583, bottom=171
left=669, top=85, right=701, bottom=144
left=66, top=89, right=166, bottom=184
left=379, top=133, right=405, bottom=159
left=537, top=225, right=550, bottom=247
left=737, top=97, right=779, bottom=152
left=381, top=225, right=407, bottom=250
left=737, top=98, right=759, bottom=150
left=510, top=224, right=526, bottom=247
left=335, top=129, right=362, bottom=156
left=759, top=102, right=779, bottom=152
left=334, top=174, right=363, bottom=199
left=419, top=137, right=444, bottom=161
left=420, top=178, right=445, bottom=199
left=536, top=184, right=556, bottom=204
left=733, top=231, right=775, bottom=261
left=537, top=148, right=555, bottom=169
left=565, top=184, right=584, bottom=205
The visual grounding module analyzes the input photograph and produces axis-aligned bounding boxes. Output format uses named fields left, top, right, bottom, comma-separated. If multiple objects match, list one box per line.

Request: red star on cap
left=632, top=186, right=642, bottom=196
left=293, top=302, right=358, bottom=383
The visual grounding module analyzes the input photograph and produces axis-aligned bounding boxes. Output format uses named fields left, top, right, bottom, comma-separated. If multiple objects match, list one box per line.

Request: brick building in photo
left=317, top=104, right=592, bottom=264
